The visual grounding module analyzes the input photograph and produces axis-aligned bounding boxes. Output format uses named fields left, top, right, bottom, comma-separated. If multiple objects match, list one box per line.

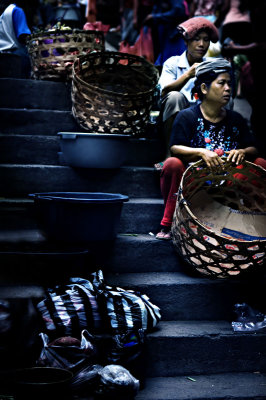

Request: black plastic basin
left=29, top=192, right=129, bottom=242
left=13, top=367, right=73, bottom=400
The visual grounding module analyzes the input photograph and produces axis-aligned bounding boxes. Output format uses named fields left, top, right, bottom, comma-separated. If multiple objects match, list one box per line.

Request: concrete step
left=0, top=78, right=72, bottom=110
left=0, top=197, right=164, bottom=234
left=0, top=165, right=161, bottom=197
left=0, top=134, right=164, bottom=166
left=0, top=229, right=180, bottom=274
left=0, top=108, right=82, bottom=135
left=2, top=314, right=261, bottom=378
left=0, top=108, right=158, bottom=137
left=0, top=284, right=45, bottom=299
left=143, top=320, right=266, bottom=377
left=106, top=272, right=266, bottom=322
left=0, top=134, right=60, bottom=165
left=0, top=242, right=265, bottom=320
left=0, top=54, right=24, bottom=79
left=135, top=372, right=266, bottom=400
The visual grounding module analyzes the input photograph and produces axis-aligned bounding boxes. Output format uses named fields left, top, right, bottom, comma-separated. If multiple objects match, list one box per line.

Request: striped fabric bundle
left=101, top=285, right=161, bottom=333
left=37, top=277, right=102, bottom=337
left=37, top=271, right=161, bottom=337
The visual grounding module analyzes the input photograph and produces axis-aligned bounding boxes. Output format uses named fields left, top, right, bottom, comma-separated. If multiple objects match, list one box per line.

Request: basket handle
left=179, top=198, right=187, bottom=207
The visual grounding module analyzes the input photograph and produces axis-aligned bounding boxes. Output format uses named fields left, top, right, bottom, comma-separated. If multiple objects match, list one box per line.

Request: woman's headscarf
left=178, top=16, right=219, bottom=43
left=196, top=58, right=232, bottom=77
left=191, top=58, right=232, bottom=100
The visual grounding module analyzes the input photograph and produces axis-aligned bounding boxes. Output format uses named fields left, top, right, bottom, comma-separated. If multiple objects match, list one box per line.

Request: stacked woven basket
left=27, top=28, right=105, bottom=80
left=71, top=51, right=159, bottom=135
left=27, top=30, right=159, bottom=135
left=172, top=159, right=266, bottom=279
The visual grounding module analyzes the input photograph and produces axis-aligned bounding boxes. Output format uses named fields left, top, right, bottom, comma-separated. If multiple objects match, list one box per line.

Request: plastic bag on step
left=37, top=329, right=97, bottom=371
left=71, top=364, right=103, bottom=393
left=231, top=303, right=266, bottom=332
left=95, top=364, right=140, bottom=399
left=107, top=328, right=145, bottom=365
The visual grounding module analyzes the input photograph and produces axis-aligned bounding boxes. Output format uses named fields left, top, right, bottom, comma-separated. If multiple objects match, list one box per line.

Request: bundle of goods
left=172, top=159, right=266, bottom=278
left=27, top=25, right=105, bottom=80
left=35, top=271, right=160, bottom=395
left=71, top=51, right=159, bottom=135
left=36, top=271, right=161, bottom=337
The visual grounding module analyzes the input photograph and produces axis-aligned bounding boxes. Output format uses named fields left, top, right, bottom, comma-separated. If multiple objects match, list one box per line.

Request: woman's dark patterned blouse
left=170, top=104, right=255, bottom=153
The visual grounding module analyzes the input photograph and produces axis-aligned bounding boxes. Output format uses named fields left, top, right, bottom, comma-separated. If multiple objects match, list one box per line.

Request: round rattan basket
left=171, top=159, right=266, bottom=279
left=71, top=51, right=159, bottom=135
left=27, top=29, right=105, bottom=80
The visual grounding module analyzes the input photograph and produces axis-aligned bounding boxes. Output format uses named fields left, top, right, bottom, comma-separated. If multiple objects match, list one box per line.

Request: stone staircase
left=0, top=75, right=266, bottom=400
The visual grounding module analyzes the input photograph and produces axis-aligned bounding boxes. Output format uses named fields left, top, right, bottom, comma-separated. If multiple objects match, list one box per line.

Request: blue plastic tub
left=57, top=132, right=130, bottom=168
left=29, top=192, right=129, bottom=242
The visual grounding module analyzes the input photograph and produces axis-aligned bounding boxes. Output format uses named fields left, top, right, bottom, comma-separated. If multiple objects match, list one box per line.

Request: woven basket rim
left=72, top=51, right=158, bottom=98
left=178, top=159, right=266, bottom=244
left=28, top=28, right=103, bottom=40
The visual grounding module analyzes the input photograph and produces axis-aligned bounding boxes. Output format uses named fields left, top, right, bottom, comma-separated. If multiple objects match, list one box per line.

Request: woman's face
left=187, top=32, right=210, bottom=63
left=203, top=72, right=232, bottom=105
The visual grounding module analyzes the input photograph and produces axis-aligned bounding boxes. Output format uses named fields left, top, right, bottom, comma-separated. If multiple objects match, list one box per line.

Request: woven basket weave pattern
left=172, top=160, right=266, bottom=278
left=71, top=51, right=159, bottom=135
left=27, top=29, right=105, bottom=80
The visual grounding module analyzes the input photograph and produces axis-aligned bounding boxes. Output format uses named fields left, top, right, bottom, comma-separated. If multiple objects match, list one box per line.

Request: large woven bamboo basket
left=27, top=29, right=105, bottom=80
left=171, top=159, right=266, bottom=279
left=71, top=51, right=159, bottom=135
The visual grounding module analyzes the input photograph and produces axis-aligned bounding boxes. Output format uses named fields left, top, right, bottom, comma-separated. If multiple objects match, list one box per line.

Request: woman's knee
left=254, top=157, right=266, bottom=170
left=165, top=91, right=189, bottom=109
left=162, top=157, right=185, bottom=175
left=161, top=91, right=190, bottom=120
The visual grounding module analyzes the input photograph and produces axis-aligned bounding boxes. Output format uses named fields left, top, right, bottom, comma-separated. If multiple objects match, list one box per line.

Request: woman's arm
left=171, top=145, right=258, bottom=168
left=170, top=145, right=225, bottom=169
left=161, top=62, right=200, bottom=97
left=222, top=40, right=258, bottom=57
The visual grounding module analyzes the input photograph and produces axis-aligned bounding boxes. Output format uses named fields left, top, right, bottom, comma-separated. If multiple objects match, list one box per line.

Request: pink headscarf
left=178, top=17, right=219, bottom=43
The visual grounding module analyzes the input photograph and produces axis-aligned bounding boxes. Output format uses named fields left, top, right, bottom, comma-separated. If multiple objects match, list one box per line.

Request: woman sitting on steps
left=156, top=58, right=266, bottom=240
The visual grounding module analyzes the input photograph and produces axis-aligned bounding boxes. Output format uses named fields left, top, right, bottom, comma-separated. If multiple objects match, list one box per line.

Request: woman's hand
left=187, top=63, right=201, bottom=79
left=225, top=149, right=245, bottom=165
left=200, top=149, right=224, bottom=170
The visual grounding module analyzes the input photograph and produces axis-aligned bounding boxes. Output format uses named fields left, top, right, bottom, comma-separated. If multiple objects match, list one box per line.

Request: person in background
left=154, top=16, right=219, bottom=168
left=222, top=0, right=266, bottom=158
left=0, top=1, right=31, bottom=77
left=143, top=0, right=188, bottom=66
left=119, top=0, right=139, bottom=46
left=156, top=58, right=266, bottom=239
left=119, top=0, right=154, bottom=45
left=135, top=0, right=154, bottom=31
left=188, top=0, right=223, bottom=58
left=189, top=0, right=222, bottom=23
left=219, top=0, right=253, bottom=46
left=217, top=0, right=254, bottom=98
left=36, top=1, right=57, bottom=28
